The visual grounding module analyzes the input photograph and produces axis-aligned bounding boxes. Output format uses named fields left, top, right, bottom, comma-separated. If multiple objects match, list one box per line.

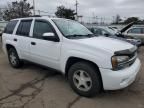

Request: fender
left=60, top=50, right=112, bottom=74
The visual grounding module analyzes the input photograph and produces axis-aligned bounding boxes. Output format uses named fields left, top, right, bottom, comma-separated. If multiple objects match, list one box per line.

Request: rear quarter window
left=4, top=20, right=18, bottom=34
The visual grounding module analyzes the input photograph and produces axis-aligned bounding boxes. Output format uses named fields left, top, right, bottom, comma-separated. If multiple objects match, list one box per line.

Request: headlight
left=111, top=56, right=130, bottom=70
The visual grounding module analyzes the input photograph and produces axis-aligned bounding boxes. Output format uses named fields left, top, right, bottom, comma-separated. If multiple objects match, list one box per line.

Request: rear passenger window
left=16, top=20, right=32, bottom=36
left=4, top=20, right=18, bottom=34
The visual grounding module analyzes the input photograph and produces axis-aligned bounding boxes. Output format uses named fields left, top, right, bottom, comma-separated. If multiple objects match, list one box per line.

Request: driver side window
left=33, top=20, right=54, bottom=39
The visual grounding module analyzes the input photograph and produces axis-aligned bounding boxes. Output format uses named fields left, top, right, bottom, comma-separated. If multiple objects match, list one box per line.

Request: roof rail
left=30, top=15, right=41, bottom=17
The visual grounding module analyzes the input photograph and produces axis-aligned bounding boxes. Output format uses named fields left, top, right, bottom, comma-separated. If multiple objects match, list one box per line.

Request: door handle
left=31, top=42, right=36, bottom=45
left=14, top=38, right=17, bottom=42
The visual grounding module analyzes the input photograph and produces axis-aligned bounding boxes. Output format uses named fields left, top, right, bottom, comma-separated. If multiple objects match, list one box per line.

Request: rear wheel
left=68, top=61, right=102, bottom=97
left=8, top=48, right=23, bottom=68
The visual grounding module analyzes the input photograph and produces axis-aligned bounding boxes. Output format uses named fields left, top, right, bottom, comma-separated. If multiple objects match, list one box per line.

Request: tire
left=8, top=48, right=23, bottom=68
left=68, top=61, right=102, bottom=97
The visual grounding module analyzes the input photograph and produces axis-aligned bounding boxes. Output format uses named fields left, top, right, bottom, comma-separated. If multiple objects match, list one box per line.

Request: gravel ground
left=0, top=40, right=144, bottom=108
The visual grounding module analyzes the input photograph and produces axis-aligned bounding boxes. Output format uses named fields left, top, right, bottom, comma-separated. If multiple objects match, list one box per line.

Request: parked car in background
left=108, top=26, right=119, bottom=33
left=123, top=26, right=144, bottom=44
left=88, top=26, right=142, bottom=47
left=0, top=21, right=8, bottom=36
left=2, top=17, right=141, bottom=97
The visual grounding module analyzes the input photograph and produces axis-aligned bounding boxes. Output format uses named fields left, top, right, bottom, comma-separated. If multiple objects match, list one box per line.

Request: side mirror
left=42, top=33, right=59, bottom=42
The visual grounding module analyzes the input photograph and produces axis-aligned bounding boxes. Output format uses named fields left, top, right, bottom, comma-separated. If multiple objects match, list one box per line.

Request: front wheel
left=68, top=61, right=102, bottom=97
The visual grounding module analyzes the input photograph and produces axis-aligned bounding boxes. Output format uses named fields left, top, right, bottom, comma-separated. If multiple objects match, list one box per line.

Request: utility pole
left=100, top=17, right=103, bottom=25
left=75, top=0, right=78, bottom=20
left=92, top=12, right=97, bottom=24
left=33, top=0, right=35, bottom=15
left=38, top=10, right=40, bottom=15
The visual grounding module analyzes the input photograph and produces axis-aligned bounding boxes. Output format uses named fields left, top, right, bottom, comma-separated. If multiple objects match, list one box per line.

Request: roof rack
left=30, top=15, right=41, bottom=17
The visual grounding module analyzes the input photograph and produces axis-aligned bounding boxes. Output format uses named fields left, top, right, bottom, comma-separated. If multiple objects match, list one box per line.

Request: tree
left=124, top=17, right=139, bottom=24
left=55, top=6, right=76, bottom=20
left=3, top=0, right=33, bottom=21
left=113, top=14, right=122, bottom=24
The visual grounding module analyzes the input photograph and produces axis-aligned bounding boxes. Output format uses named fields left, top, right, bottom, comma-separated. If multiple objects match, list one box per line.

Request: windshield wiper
left=86, top=34, right=96, bottom=37
left=65, top=34, right=86, bottom=37
left=65, top=34, right=95, bottom=38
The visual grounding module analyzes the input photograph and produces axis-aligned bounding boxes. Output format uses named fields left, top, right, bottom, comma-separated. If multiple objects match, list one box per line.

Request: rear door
left=15, top=19, right=33, bottom=60
left=2, top=20, right=18, bottom=53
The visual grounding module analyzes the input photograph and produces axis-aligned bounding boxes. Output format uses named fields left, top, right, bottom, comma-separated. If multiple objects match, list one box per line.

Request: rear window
left=4, top=20, right=18, bottom=34
left=16, top=20, right=32, bottom=36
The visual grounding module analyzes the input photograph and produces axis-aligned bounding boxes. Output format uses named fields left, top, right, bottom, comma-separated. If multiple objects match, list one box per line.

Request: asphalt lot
left=0, top=41, right=144, bottom=108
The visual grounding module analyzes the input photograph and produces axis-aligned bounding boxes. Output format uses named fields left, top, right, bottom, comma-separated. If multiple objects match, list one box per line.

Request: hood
left=73, top=36, right=134, bottom=53
left=120, top=21, right=136, bottom=33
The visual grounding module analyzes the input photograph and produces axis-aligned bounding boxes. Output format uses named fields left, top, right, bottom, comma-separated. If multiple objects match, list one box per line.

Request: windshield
left=52, top=19, right=93, bottom=38
left=104, top=27, right=117, bottom=35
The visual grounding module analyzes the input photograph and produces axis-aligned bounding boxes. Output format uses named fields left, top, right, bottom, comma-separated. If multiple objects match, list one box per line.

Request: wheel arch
left=5, top=44, right=21, bottom=58
left=65, top=57, right=100, bottom=76
left=65, top=57, right=103, bottom=89
left=6, top=44, right=16, bottom=52
left=65, top=56, right=103, bottom=89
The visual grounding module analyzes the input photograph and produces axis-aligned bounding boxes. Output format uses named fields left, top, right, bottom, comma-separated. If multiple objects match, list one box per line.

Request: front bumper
left=100, top=58, right=141, bottom=90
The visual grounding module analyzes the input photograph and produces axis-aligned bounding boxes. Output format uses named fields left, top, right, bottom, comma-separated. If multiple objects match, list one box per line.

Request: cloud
left=0, top=0, right=144, bottom=21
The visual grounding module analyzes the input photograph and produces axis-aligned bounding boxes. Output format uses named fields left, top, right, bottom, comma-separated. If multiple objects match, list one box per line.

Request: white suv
left=2, top=17, right=141, bottom=97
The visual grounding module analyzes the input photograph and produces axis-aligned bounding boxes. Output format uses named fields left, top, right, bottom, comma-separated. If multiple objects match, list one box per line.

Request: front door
left=30, top=19, right=61, bottom=69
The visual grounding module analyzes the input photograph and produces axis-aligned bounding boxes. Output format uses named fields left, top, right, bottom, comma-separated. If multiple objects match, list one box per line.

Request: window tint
left=128, top=28, right=142, bottom=34
left=33, top=20, right=54, bottom=39
left=16, top=20, right=32, bottom=36
left=4, top=20, right=18, bottom=34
